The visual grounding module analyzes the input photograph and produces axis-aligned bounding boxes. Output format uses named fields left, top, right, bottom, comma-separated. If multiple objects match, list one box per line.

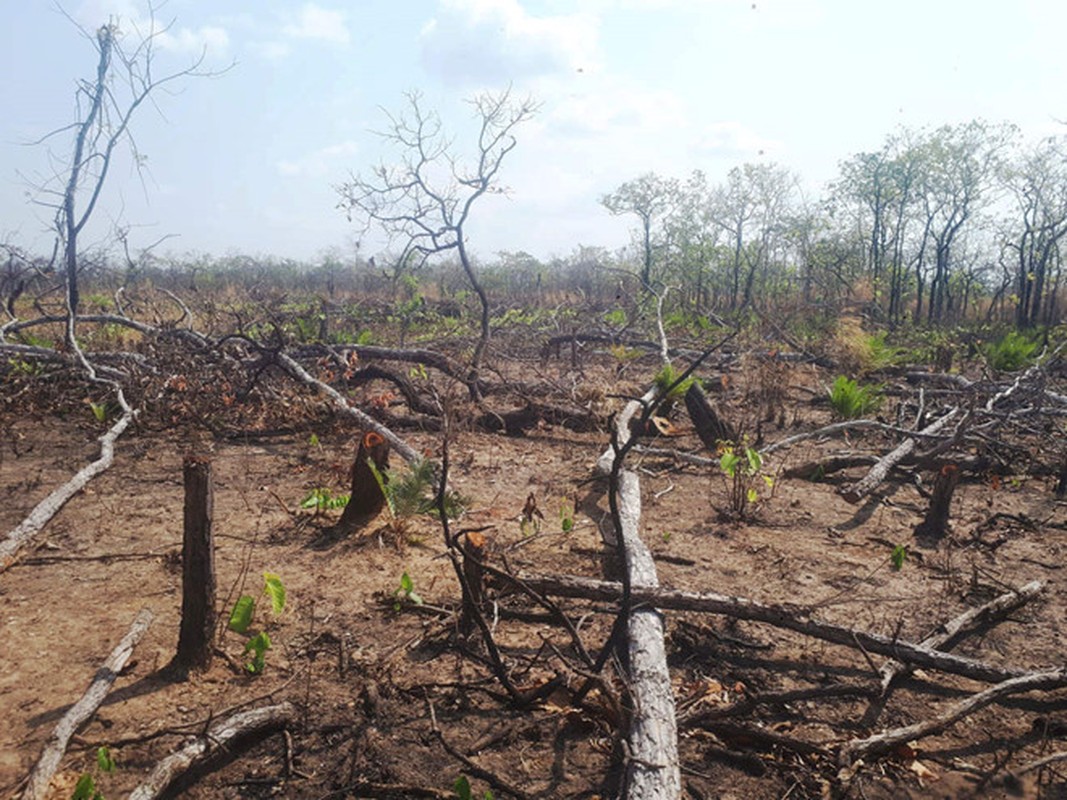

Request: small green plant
left=984, top=330, right=1039, bottom=372
left=369, top=458, right=467, bottom=531
left=72, top=746, right=116, bottom=800
left=300, top=487, right=350, bottom=512
left=243, top=631, right=272, bottom=674
left=890, top=544, right=907, bottom=571
left=308, top=432, right=321, bottom=448
left=828, top=376, right=882, bottom=419
left=661, top=531, right=672, bottom=544
left=454, top=775, right=493, bottom=800
left=654, top=363, right=696, bottom=402
left=88, top=400, right=110, bottom=423
left=228, top=573, right=287, bottom=674
left=718, top=444, right=774, bottom=520
left=603, top=308, right=627, bottom=327
left=394, top=571, right=423, bottom=610
left=559, top=498, right=575, bottom=532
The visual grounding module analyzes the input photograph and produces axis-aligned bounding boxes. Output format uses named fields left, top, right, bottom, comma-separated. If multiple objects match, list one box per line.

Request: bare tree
left=337, top=89, right=538, bottom=400
left=28, top=5, right=220, bottom=345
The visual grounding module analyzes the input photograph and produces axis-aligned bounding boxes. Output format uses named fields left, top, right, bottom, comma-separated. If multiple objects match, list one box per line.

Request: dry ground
left=2, top=356, right=1066, bottom=799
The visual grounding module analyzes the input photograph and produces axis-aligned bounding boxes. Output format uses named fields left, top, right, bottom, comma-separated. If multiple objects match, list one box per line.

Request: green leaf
left=72, top=774, right=97, bottom=800
left=454, top=776, right=473, bottom=800
left=745, top=447, right=762, bottom=474
left=891, top=544, right=907, bottom=571
left=400, top=571, right=414, bottom=594
left=300, top=489, right=325, bottom=509
left=746, top=487, right=758, bottom=504
left=244, top=631, right=272, bottom=674
left=96, top=745, right=115, bottom=773
left=228, top=595, right=255, bottom=633
left=719, top=451, right=739, bottom=478
left=263, top=572, right=286, bottom=614
left=762, top=474, right=775, bottom=488
left=308, top=433, right=320, bottom=447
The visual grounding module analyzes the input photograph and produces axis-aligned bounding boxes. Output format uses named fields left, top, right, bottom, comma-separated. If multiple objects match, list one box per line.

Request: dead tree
left=336, top=89, right=538, bottom=401
left=27, top=6, right=217, bottom=343
left=174, top=455, right=216, bottom=672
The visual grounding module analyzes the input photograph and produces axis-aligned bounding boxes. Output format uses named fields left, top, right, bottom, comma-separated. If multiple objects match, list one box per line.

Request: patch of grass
left=828, top=376, right=882, bottom=419
left=654, top=363, right=696, bottom=401
left=984, top=330, right=1039, bottom=372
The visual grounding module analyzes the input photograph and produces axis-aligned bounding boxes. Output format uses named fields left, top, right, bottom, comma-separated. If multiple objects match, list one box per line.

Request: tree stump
left=174, top=454, right=215, bottom=672
left=1055, top=455, right=1067, bottom=499
left=460, top=530, right=488, bottom=636
left=915, top=464, right=960, bottom=544
left=685, top=382, right=736, bottom=450
left=336, top=431, right=390, bottom=534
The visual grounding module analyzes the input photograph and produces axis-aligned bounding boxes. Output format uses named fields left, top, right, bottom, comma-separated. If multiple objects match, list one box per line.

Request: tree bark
left=22, top=608, right=152, bottom=800
left=174, top=455, right=215, bottom=672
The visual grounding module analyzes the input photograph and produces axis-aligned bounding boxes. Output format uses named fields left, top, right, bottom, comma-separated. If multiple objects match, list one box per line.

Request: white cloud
left=282, top=4, right=351, bottom=45
left=421, top=0, right=600, bottom=86
left=75, top=1, right=230, bottom=56
left=277, top=140, right=360, bottom=179
left=249, top=40, right=292, bottom=60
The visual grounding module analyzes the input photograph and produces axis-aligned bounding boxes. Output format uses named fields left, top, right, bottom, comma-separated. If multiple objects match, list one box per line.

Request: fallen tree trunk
left=1, top=407, right=134, bottom=573
left=614, top=470, right=682, bottom=798
left=521, top=573, right=1037, bottom=684
left=839, top=409, right=959, bottom=504
left=127, top=702, right=296, bottom=800
left=23, top=608, right=153, bottom=800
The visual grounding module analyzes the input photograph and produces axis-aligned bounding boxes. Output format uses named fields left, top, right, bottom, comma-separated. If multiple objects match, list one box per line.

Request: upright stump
left=915, top=464, right=960, bottom=544
left=175, top=454, right=216, bottom=672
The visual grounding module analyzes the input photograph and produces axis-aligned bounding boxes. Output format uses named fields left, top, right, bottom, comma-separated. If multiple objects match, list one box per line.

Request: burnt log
left=685, top=382, right=736, bottom=450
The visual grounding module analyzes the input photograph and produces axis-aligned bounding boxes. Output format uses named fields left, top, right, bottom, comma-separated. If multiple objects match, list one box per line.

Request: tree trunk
left=174, top=455, right=215, bottom=672
left=684, top=382, right=736, bottom=449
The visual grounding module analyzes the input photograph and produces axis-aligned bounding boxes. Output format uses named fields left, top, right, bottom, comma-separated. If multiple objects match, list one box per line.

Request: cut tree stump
left=22, top=608, right=153, bottom=800
left=335, top=431, right=390, bottom=533
left=684, top=382, right=736, bottom=450
left=174, top=455, right=216, bottom=672
left=915, top=464, right=960, bottom=543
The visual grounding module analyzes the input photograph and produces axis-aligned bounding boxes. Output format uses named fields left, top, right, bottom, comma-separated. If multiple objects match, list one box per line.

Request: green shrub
left=654, top=363, right=696, bottom=401
left=984, top=330, right=1039, bottom=372
left=829, top=376, right=882, bottom=419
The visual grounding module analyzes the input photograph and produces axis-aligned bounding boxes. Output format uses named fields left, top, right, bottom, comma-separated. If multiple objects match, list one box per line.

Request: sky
left=2, top=0, right=1066, bottom=266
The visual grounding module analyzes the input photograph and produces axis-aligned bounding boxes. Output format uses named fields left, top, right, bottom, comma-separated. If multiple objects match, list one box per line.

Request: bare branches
left=336, top=89, right=537, bottom=399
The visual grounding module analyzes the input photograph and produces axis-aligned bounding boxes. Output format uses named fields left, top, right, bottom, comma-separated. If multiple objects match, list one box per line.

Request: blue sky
left=2, top=0, right=1065, bottom=265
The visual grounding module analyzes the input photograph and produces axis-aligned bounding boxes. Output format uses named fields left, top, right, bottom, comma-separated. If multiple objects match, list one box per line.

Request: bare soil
left=2, top=355, right=1066, bottom=799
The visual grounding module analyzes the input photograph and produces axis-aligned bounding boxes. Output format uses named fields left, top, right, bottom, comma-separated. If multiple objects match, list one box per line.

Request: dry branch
left=861, top=580, right=1046, bottom=728
left=274, top=351, right=421, bottom=465
left=521, top=573, right=1039, bottom=684
left=126, top=702, right=296, bottom=800
left=841, top=667, right=1067, bottom=765
left=0, top=407, right=134, bottom=572
left=839, top=409, right=959, bottom=504
left=22, top=608, right=153, bottom=800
